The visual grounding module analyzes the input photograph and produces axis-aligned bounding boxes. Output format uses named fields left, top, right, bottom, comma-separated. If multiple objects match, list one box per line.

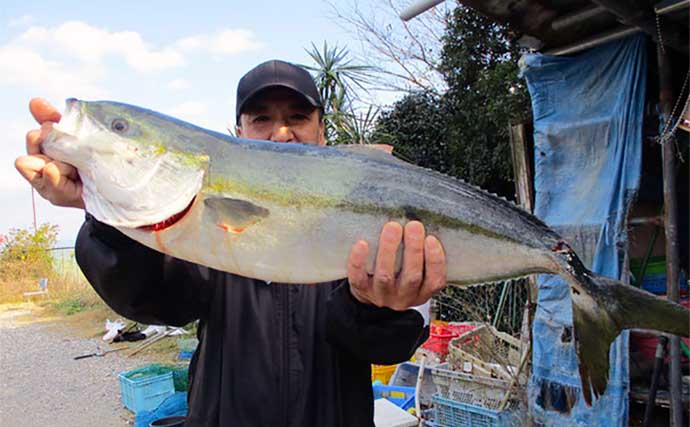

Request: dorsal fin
left=334, top=144, right=409, bottom=166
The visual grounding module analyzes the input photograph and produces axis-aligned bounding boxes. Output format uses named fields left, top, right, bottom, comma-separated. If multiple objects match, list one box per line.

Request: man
left=15, top=59, right=447, bottom=426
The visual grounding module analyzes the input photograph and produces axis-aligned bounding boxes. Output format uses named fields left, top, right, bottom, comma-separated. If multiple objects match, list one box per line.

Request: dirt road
left=0, top=306, right=148, bottom=427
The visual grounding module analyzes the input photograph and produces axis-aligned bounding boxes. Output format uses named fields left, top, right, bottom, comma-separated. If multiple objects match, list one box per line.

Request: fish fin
left=567, top=271, right=690, bottom=406
left=203, top=197, right=270, bottom=231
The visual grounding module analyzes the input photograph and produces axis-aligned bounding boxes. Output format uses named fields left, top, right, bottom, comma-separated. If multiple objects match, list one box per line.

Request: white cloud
left=2, top=22, right=263, bottom=86
left=168, top=78, right=191, bottom=90
left=16, top=21, right=185, bottom=72
left=0, top=45, right=108, bottom=99
left=8, top=15, right=34, bottom=28
left=177, top=29, right=263, bottom=56
left=166, top=101, right=208, bottom=119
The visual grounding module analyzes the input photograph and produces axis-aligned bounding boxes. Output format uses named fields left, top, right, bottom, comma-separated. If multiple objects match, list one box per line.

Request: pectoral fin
left=204, top=197, right=269, bottom=233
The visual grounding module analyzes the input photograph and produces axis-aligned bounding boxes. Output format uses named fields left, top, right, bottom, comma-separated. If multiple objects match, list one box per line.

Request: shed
left=402, top=1, right=689, bottom=425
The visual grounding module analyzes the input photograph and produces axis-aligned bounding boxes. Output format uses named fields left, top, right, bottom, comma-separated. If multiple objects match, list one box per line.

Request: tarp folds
left=520, top=34, right=647, bottom=426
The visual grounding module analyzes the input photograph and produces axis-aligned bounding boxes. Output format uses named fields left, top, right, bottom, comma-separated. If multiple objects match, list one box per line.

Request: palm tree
left=301, top=42, right=379, bottom=145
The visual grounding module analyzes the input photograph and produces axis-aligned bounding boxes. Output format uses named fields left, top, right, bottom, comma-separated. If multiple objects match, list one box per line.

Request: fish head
left=42, top=99, right=207, bottom=228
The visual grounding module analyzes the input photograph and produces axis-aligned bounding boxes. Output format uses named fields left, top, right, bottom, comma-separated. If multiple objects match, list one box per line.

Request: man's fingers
left=15, top=155, right=75, bottom=182
left=29, top=98, right=61, bottom=124
left=398, top=221, right=425, bottom=296
left=26, top=129, right=42, bottom=155
left=372, top=222, right=403, bottom=295
left=424, top=235, right=447, bottom=290
left=43, top=161, right=70, bottom=188
left=15, top=155, right=48, bottom=183
left=26, top=123, right=55, bottom=155
left=347, top=240, right=371, bottom=290
left=415, top=235, right=447, bottom=305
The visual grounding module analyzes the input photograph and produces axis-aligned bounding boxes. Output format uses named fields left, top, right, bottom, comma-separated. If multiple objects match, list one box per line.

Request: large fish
left=43, top=99, right=688, bottom=405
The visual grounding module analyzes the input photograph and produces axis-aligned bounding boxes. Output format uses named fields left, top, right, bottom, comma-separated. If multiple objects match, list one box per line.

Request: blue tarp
left=519, top=34, right=647, bottom=426
left=134, top=392, right=188, bottom=427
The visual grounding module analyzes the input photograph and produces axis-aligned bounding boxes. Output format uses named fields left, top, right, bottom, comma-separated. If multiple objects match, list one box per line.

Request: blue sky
left=1, top=0, right=408, bottom=245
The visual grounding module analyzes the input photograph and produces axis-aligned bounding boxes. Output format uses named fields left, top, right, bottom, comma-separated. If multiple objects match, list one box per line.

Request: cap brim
left=238, top=83, right=321, bottom=117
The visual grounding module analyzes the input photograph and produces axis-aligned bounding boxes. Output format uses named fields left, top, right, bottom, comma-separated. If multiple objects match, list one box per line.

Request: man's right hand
left=14, top=98, right=85, bottom=209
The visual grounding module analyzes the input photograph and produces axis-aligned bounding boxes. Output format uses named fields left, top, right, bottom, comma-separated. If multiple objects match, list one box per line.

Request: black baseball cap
left=235, top=59, right=323, bottom=123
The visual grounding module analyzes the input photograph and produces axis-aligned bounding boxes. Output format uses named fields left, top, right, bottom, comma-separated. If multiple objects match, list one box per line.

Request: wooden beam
left=656, top=47, right=684, bottom=427
left=509, top=123, right=537, bottom=381
left=590, top=0, right=689, bottom=53
left=509, top=123, right=534, bottom=213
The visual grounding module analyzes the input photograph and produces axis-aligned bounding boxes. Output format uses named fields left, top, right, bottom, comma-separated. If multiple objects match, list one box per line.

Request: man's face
left=237, top=87, right=325, bottom=146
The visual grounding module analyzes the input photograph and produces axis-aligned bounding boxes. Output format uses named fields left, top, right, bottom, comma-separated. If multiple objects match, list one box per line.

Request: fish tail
left=564, top=268, right=689, bottom=406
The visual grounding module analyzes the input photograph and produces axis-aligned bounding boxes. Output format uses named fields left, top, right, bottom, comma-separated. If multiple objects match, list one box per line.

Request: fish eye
left=111, top=118, right=129, bottom=133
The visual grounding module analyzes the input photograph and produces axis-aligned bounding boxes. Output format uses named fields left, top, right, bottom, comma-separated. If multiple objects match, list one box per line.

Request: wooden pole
left=656, top=45, right=683, bottom=427
left=509, top=123, right=537, bottom=355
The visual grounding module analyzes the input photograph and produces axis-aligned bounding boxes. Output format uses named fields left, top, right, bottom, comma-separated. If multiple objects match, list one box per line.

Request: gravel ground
left=0, top=308, right=151, bottom=427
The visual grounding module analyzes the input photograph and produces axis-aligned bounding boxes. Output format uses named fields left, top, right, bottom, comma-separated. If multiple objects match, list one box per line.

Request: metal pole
left=399, top=0, right=445, bottom=21
left=642, top=336, right=668, bottom=427
left=591, top=0, right=689, bottom=52
left=546, top=27, right=641, bottom=56
left=655, top=0, right=690, bottom=15
left=551, top=5, right=607, bottom=31
left=657, top=46, right=683, bottom=427
left=493, top=281, right=510, bottom=328
left=635, top=226, right=661, bottom=286
left=31, top=187, right=37, bottom=233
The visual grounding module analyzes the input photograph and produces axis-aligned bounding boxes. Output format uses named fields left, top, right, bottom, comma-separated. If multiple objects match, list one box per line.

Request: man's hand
left=347, top=221, right=447, bottom=310
left=14, top=98, right=85, bottom=209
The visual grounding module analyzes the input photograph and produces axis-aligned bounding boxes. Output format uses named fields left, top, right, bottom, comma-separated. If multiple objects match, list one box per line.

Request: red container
left=630, top=300, right=689, bottom=362
left=422, top=323, right=477, bottom=356
left=448, top=323, right=477, bottom=342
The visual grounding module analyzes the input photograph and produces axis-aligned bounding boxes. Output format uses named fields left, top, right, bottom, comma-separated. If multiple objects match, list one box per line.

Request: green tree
left=373, top=92, right=451, bottom=172
left=0, top=224, right=58, bottom=282
left=373, top=6, right=530, bottom=198
left=440, top=6, right=530, bottom=196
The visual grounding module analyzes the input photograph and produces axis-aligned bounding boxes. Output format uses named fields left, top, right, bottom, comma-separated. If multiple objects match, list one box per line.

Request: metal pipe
left=399, top=0, right=446, bottom=21
left=655, top=0, right=690, bottom=15
left=493, top=281, right=510, bottom=328
left=628, top=215, right=664, bottom=226
left=551, top=5, right=608, bottom=30
left=546, top=27, right=640, bottom=56
left=591, top=0, right=689, bottom=52
left=657, top=47, right=684, bottom=427
left=642, top=336, right=668, bottom=427
left=31, top=187, right=37, bottom=233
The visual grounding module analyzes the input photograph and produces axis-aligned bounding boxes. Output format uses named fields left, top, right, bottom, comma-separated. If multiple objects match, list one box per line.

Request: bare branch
left=328, top=0, right=450, bottom=97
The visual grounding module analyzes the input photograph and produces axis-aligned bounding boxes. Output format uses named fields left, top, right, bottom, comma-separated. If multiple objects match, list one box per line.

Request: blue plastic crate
left=119, top=365, right=175, bottom=414
left=389, top=361, right=440, bottom=406
left=178, top=349, right=194, bottom=360
left=638, top=271, right=687, bottom=295
left=373, top=384, right=416, bottom=410
left=432, top=394, right=521, bottom=427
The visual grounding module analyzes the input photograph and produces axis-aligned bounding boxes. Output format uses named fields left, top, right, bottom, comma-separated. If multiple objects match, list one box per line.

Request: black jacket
left=75, top=216, right=429, bottom=427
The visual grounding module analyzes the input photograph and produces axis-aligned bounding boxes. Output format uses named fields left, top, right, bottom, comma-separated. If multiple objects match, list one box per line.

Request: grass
left=51, top=298, right=90, bottom=315
left=0, top=254, right=195, bottom=362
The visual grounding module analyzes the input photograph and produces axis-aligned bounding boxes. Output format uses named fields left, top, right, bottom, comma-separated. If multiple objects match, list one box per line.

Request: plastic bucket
left=150, top=415, right=186, bottom=427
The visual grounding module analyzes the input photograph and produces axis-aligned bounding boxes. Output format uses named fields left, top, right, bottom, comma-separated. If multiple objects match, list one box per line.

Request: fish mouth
left=41, top=98, right=85, bottom=159
left=53, top=98, right=85, bottom=136
left=138, top=197, right=195, bottom=232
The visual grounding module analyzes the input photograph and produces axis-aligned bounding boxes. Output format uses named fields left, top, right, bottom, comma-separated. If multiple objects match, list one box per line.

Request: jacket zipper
left=281, top=284, right=289, bottom=425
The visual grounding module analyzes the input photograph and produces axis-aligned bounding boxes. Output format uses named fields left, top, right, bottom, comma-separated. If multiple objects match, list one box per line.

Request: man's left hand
left=347, top=221, right=447, bottom=310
